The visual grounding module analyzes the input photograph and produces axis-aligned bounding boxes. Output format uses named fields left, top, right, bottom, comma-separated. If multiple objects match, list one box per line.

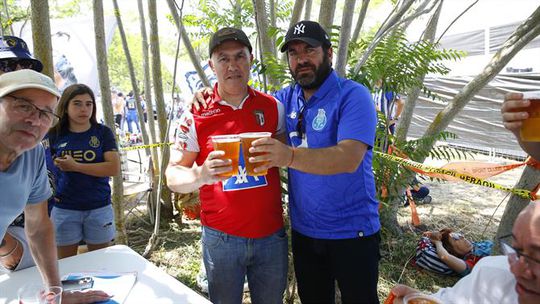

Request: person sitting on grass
left=416, top=229, right=492, bottom=277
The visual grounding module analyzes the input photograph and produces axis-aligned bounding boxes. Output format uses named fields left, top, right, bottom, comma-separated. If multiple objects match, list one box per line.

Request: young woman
left=48, top=84, right=120, bottom=258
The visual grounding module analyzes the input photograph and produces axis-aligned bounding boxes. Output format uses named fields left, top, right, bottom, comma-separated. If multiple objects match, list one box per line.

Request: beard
left=290, top=54, right=332, bottom=90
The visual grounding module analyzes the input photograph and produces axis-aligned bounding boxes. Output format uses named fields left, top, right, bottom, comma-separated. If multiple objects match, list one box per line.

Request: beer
left=520, top=91, right=540, bottom=142
left=240, top=132, right=272, bottom=176
left=211, top=135, right=241, bottom=177
left=403, top=293, right=442, bottom=304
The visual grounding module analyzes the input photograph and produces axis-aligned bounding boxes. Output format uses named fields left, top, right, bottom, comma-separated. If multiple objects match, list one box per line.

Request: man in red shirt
left=166, top=28, right=287, bottom=304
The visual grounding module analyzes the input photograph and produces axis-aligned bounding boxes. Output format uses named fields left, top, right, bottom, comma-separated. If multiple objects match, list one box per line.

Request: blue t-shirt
left=274, top=70, right=380, bottom=239
left=48, top=124, right=118, bottom=210
left=0, top=145, right=51, bottom=239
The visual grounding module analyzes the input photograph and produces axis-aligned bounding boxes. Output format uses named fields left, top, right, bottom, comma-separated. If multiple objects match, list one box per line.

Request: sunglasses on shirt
left=296, top=106, right=306, bottom=138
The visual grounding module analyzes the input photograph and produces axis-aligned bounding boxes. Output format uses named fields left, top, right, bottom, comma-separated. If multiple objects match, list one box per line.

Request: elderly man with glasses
left=0, top=36, right=54, bottom=274
left=391, top=201, right=540, bottom=304
left=0, top=40, right=110, bottom=302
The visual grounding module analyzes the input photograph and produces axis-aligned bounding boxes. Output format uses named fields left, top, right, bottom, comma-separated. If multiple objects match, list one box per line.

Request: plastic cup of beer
left=403, top=293, right=442, bottom=304
left=520, top=91, right=540, bottom=142
left=211, top=135, right=240, bottom=177
left=240, top=132, right=272, bottom=176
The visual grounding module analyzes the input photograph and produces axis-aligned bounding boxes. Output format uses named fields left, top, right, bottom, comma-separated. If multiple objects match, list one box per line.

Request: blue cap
left=0, top=36, right=43, bottom=72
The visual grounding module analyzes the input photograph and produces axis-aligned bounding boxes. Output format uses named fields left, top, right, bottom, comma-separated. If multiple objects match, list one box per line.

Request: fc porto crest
left=312, top=108, right=327, bottom=131
left=89, top=136, right=100, bottom=148
left=253, top=110, right=265, bottom=126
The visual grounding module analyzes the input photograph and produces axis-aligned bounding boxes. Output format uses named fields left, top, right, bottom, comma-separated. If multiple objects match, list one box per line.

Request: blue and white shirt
left=274, top=70, right=380, bottom=239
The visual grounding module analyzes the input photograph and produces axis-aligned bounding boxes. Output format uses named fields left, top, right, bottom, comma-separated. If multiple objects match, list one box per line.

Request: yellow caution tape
left=374, top=151, right=535, bottom=200
left=121, top=142, right=174, bottom=151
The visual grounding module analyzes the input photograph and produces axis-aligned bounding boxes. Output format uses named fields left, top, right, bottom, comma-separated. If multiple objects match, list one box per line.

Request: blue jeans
left=202, top=226, right=288, bottom=304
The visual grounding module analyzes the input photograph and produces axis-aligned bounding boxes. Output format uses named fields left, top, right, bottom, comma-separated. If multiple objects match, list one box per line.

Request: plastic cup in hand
left=39, top=286, right=62, bottom=304
left=239, top=132, right=272, bottom=176
left=520, top=91, right=540, bottom=142
left=211, top=135, right=241, bottom=177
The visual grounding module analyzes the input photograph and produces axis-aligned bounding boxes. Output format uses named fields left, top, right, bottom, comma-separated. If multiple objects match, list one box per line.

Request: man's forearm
left=25, top=219, right=60, bottom=286
left=289, top=141, right=367, bottom=175
left=166, top=165, right=204, bottom=193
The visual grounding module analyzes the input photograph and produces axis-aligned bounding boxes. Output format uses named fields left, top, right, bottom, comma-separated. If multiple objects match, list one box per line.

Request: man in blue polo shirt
left=250, top=21, right=380, bottom=303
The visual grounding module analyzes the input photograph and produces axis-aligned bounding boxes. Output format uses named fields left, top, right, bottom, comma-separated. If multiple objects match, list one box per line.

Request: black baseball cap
left=0, top=36, right=43, bottom=72
left=280, top=20, right=331, bottom=52
left=209, top=27, right=253, bottom=57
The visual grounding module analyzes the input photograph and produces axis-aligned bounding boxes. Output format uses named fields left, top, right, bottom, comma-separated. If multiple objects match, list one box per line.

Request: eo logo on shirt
left=222, top=151, right=267, bottom=191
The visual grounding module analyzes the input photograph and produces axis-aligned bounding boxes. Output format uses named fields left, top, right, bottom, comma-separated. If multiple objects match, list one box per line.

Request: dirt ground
left=125, top=154, right=527, bottom=302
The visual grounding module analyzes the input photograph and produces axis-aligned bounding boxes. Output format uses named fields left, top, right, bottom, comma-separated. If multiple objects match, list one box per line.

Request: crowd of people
left=0, top=19, right=539, bottom=304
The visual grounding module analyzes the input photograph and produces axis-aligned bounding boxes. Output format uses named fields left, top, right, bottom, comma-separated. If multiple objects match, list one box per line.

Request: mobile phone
left=61, top=276, right=94, bottom=291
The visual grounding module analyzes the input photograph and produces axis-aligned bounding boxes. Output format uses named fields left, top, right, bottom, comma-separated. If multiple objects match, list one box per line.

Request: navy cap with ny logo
left=280, top=20, right=331, bottom=53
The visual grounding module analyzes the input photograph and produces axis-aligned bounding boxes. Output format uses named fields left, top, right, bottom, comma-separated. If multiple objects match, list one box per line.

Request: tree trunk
left=395, top=0, right=443, bottom=143
left=352, top=0, right=416, bottom=74
left=112, top=0, right=150, bottom=155
left=233, top=0, right=242, bottom=28
left=136, top=0, right=159, bottom=215
left=269, top=0, right=276, bottom=29
left=2, top=0, right=14, bottom=36
left=419, top=6, right=540, bottom=161
left=496, top=166, right=540, bottom=240
left=281, top=0, right=306, bottom=62
left=30, top=0, right=54, bottom=78
left=253, top=0, right=278, bottom=88
left=304, top=0, right=312, bottom=20
left=335, top=0, right=356, bottom=77
left=289, top=0, right=305, bottom=27
left=166, top=0, right=210, bottom=88
left=318, top=0, right=336, bottom=33
left=148, top=0, right=173, bottom=221
left=351, top=0, right=370, bottom=44
left=93, top=0, right=127, bottom=245
left=399, top=0, right=431, bottom=33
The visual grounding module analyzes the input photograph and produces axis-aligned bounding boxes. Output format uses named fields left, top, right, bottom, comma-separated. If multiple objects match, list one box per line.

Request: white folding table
left=0, top=244, right=211, bottom=304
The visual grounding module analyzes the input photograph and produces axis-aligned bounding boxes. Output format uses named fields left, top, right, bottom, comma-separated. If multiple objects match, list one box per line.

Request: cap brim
left=280, top=37, right=323, bottom=52
left=0, top=83, right=61, bottom=98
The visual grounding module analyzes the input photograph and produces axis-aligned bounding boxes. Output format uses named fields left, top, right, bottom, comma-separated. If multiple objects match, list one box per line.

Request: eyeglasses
left=4, top=94, right=60, bottom=126
left=296, top=106, right=306, bottom=139
left=0, top=58, right=35, bottom=73
left=499, top=234, right=540, bottom=268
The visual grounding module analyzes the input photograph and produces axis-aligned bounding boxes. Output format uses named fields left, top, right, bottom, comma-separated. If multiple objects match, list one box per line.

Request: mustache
left=13, top=123, right=39, bottom=137
left=295, top=63, right=315, bottom=73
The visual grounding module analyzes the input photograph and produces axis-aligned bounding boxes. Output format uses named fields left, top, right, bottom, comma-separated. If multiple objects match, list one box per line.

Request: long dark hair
left=49, top=83, right=97, bottom=137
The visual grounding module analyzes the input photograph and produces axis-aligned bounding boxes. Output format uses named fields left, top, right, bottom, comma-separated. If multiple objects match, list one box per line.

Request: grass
left=124, top=155, right=523, bottom=302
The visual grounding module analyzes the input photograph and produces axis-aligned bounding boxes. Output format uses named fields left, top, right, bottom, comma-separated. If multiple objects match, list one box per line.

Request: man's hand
left=191, top=87, right=213, bottom=111
left=249, top=137, right=294, bottom=173
left=0, top=233, right=23, bottom=270
left=54, top=155, right=79, bottom=172
left=501, top=92, right=529, bottom=135
left=199, top=151, right=233, bottom=185
left=390, top=284, right=419, bottom=304
left=63, top=289, right=112, bottom=304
